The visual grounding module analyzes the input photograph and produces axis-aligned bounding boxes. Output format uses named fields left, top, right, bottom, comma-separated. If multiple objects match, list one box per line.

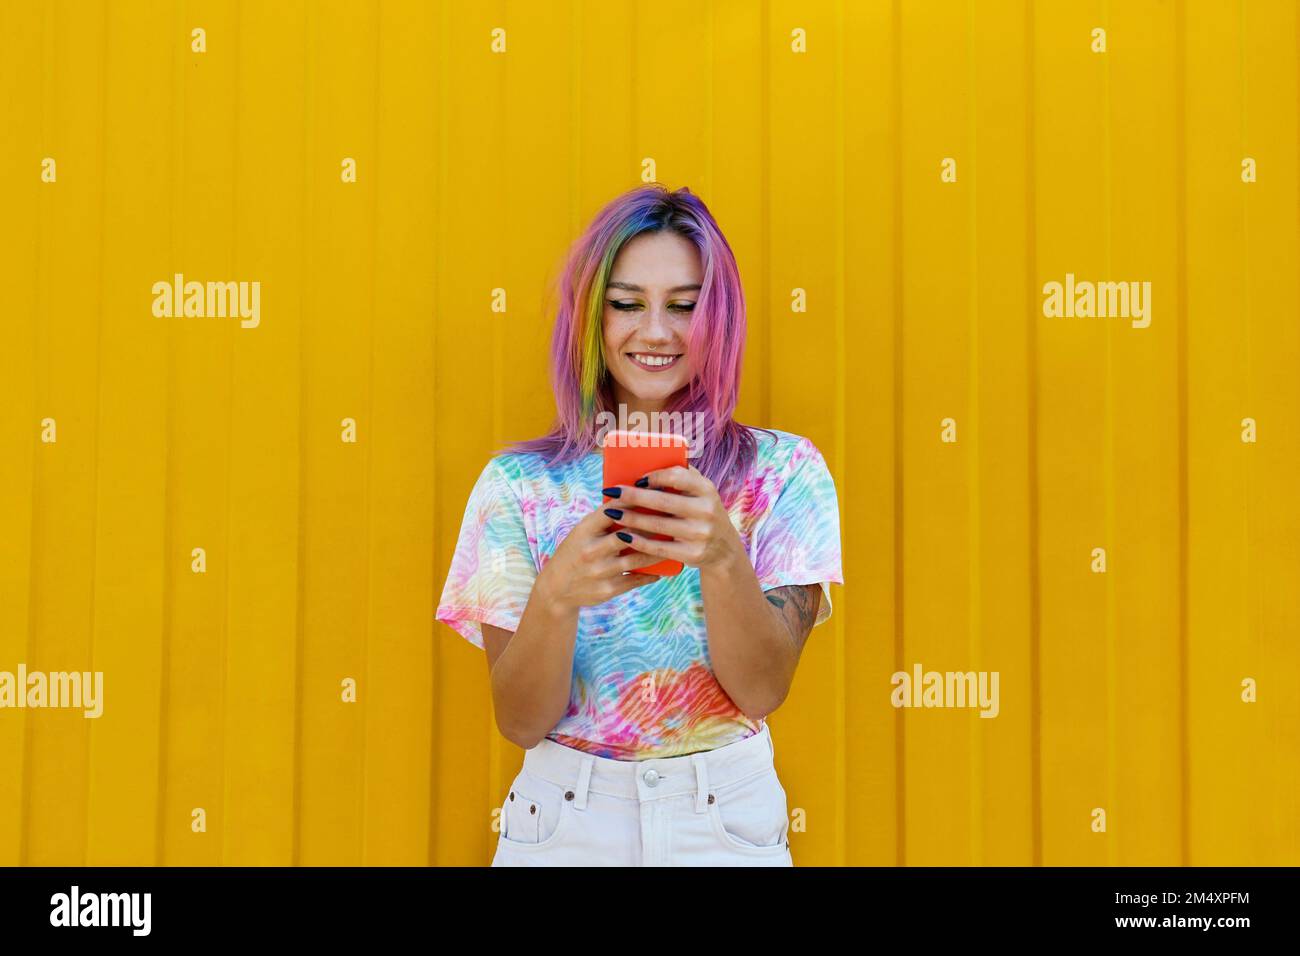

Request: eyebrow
left=606, top=281, right=702, bottom=294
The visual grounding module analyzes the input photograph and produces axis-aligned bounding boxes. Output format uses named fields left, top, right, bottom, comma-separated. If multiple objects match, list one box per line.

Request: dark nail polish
left=616, top=531, right=633, bottom=543
left=602, top=486, right=621, bottom=498
left=634, top=476, right=650, bottom=488
left=604, top=508, right=623, bottom=520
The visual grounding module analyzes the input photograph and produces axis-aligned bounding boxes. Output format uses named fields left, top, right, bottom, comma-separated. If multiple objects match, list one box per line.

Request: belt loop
left=573, top=755, right=595, bottom=810
left=691, top=753, right=709, bottom=813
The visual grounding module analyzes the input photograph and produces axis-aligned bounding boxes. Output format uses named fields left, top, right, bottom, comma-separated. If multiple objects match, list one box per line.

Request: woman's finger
left=636, top=464, right=707, bottom=495
left=608, top=528, right=687, bottom=562
left=599, top=522, right=639, bottom=555
left=608, top=547, right=666, bottom=574
left=600, top=505, right=681, bottom=538
left=596, top=533, right=669, bottom=573
left=580, top=503, right=624, bottom=537
left=606, top=483, right=705, bottom=519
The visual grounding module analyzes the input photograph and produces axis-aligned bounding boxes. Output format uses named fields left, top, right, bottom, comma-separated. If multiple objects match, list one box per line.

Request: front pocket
left=708, top=768, right=791, bottom=854
left=503, top=786, right=543, bottom=844
left=498, top=771, right=572, bottom=850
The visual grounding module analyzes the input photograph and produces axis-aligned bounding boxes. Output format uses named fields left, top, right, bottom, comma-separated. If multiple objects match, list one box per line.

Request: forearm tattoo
left=764, top=584, right=821, bottom=651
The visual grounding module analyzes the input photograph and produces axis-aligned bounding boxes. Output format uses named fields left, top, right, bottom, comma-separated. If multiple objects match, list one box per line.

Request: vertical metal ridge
left=706, top=0, right=714, bottom=195
left=359, top=0, right=383, bottom=867
left=17, top=0, right=55, bottom=868
left=1236, top=1, right=1257, bottom=681
left=1290, top=0, right=1300, bottom=864
left=833, top=0, right=847, bottom=869
left=217, top=0, right=242, bottom=866
left=890, top=0, right=906, bottom=868
left=630, top=0, right=638, bottom=178
left=1101, top=0, right=1117, bottom=868
left=966, top=0, right=984, bottom=868
left=570, top=0, right=580, bottom=240
left=1174, top=0, right=1191, bottom=868
left=78, top=0, right=112, bottom=867
left=291, top=0, right=314, bottom=868
left=760, top=0, right=771, bottom=426
left=151, top=0, right=175, bottom=869
left=487, top=0, right=506, bottom=862
left=1024, top=0, right=1042, bottom=869
left=428, top=0, right=447, bottom=867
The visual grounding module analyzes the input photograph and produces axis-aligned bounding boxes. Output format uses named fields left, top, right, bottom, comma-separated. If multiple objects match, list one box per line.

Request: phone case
left=601, top=430, right=689, bottom=576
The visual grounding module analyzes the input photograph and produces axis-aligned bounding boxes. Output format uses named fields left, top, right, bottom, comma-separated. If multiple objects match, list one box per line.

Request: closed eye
left=608, top=300, right=695, bottom=312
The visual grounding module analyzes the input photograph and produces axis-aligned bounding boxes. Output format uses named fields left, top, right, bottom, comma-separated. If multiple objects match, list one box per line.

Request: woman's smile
left=626, top=351, right=682, bottom=371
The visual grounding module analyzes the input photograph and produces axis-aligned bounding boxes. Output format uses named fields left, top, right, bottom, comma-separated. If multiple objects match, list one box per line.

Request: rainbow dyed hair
left=505, top=183, right=771, bottom=504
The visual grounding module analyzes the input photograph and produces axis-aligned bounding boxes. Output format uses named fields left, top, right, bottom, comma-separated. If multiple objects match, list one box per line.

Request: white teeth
left=632, top=353, right=677, bottom=367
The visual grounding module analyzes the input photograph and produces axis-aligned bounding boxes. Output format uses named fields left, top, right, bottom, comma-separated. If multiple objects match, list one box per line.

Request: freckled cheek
left=603, top=314, right=638, bottom=354
left=599, top=312, right=617, bottom=343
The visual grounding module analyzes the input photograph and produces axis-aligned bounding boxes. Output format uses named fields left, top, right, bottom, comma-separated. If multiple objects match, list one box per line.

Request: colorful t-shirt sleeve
left=751, top=436, right=844, bottom=628
left=435, top=458, right=538, bottom=650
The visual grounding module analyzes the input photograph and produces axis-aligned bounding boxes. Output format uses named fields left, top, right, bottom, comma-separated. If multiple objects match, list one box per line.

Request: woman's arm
left=699, top=560, right=822, bottom=719
left=604, top=466, right=823, bottom=720
left=480, top=594, right=579, bottom=750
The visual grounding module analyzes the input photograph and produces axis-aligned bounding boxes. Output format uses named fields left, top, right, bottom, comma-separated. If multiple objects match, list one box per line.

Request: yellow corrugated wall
left=1, top=0, right=1296, bottom=867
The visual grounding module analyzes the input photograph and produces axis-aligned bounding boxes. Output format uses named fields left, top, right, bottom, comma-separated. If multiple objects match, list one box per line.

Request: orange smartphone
left=602, top=429, right=689, bottom=576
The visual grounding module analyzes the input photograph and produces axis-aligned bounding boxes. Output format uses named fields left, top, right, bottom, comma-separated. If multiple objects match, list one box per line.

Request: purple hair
left=504, top=183, right=772, bottom=505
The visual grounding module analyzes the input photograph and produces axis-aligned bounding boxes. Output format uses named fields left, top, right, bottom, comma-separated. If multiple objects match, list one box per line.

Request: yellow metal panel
left=0, top=0, right=42, bottom=868
left=1186, top=0, right=1300, bottom=866
left=432, top=0, right=505, bottom=866
left=1108, top=0, right=1183, bottom=866
left=1035, top=0, right=1111, bottom=867
left=297, top=0, right=380, bottom=865
left=840, top=0, right=902, bottom=868
left=971, top=0, right=1033, bottom=866
left=898, top=0, right=977, bottom=867
left=365, top=0, right=439, bottom=868
left=0, top=0, right=1295, bottom=867
left=768, top=0, right=845, bottom=868
left=217, top=0, right=309, bottom=868
left=1239, top=0, right=1300, bottom=867
left=84, top=0, right=172, bottom=867
left=20, top=0, right=111, bottom=866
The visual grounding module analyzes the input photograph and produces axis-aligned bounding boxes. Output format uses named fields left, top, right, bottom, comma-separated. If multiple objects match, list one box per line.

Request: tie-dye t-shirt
left=435, top=427, right=843, bottom=760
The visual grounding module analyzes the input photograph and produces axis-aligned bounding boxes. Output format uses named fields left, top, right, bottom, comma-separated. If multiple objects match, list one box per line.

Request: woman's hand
left=533, top=506, right=661, bottom=612
left=601, top=464, right=747, bottom=571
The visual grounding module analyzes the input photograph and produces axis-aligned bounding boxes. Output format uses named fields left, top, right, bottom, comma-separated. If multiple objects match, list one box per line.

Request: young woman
left=436, top=183, right=843, bottom=866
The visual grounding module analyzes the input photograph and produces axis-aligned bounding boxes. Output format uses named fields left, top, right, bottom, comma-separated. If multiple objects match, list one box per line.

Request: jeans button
left=643, top=769, right=660, bottom=787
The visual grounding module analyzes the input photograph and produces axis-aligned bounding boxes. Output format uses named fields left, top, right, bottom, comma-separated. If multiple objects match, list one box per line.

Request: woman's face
left=601, top=230, right=700, bottom=414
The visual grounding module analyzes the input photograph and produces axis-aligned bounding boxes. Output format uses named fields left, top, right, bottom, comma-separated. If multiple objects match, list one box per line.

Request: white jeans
left=492, top=722, right=794, bottom=866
